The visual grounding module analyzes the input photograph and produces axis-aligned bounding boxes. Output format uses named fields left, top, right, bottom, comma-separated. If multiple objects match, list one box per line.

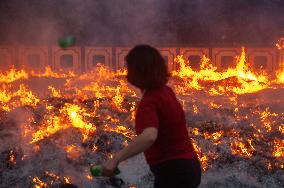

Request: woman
left=102, top=45, right=201, bottom=188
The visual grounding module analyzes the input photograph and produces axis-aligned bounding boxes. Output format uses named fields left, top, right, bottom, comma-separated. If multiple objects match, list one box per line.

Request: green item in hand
left=90, top=165, right=120, bottom=177
left=58, top=36, right=76, bottom=48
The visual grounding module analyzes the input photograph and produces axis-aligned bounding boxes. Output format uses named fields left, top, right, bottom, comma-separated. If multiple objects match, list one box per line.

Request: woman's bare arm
left=102, top=127, right=158, bottom=176
left=114, top=127, right=158, bottom=163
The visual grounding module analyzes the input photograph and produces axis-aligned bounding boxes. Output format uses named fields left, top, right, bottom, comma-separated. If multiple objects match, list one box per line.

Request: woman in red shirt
left=102, top=45, right=201, bottom=188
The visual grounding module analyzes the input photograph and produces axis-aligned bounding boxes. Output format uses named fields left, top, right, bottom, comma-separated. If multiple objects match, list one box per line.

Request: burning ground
left=0, top=48, right=284, bottom=188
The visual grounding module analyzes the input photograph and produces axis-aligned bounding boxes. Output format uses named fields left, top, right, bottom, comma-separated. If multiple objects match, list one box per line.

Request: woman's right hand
left=102, top=157, right=120, bottom=177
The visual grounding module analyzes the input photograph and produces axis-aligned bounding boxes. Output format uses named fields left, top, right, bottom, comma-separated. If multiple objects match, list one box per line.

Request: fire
left=112, top=86, right=127, bottom=112
left=0, top=67, right=29, bottom=83
left=273, top=140, right=284, bottom=157
left=90, top=144, right=98, bottom=151
left=279, top=124, right=284, bottom=134
left=209, top=102, right=222, bottom=109
left=30, top=103, right=97, bottom=143
left=33, top=177, right=47, bottom=188
left=0, top=84, right=39, bottom=111
left=17, top=84, right=40, bottom=106
left=276, top=62, right=284, bottom=83
left=48, top=86, right=62, bottom=97
left=1, top=45, right=284, bottom=187
left=191, top=128, right=200, bottom=136
left=191, top=138, right=208, bottom=171
left=193, top=104, right=199, bottom=114
left=276, top=37, right=284, bottom=50
left=230, top=139, right=255, bottom=157
left=268, top=162, right=272, bottom=171
left=257, top=108, right=278, bottom=132
left=45, top=171, right=61, bottom=180
left=173, top=47, right=270, bottom=95
left=31, top=116, right=68, bottom=143
left=103, top=124, right=136, bottom=139
left=31, top=171, right=73, bottom=188
left=63, top=177, right=72, bottom=184
left=32, top=66, right=76, bottom=78
left=9, top=150, right=16, bottom=165
left=86, top=174, right=93, bottom=181
left=63, top=103, right=96, bottom=141
left=65, top=145, right=82, bottom=159
left=203, top=130, right=224, bottom=145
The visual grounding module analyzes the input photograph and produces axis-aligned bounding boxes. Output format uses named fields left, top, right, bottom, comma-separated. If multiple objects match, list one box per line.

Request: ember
left=0, top=48, right=284, bottom=188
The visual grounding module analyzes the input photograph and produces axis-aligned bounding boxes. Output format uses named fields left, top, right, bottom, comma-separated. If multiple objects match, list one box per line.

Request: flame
left=90, top=144, right=98, bottom=152
left=31, top=103, right=96, bottom=143
left=191, top=138, right=208, bottom=171
left=209, top=102, right=222, bottom=109
left=267, top=162, right=272, bottom=171
left=191, top=128, right=200, bottom=136
left=273, top=140, right=284, bottom=157
left=0, top=67, right=29, bottom=83
left=279, top=124, right=284, bottom=134
left=63, top=103, right=96, bottom=141
left=31, top=171, right=73, bottom=188
left=112, top=86, right=127, bottom=112
left=257, top=108, right=278, bottom=132
left=48, top=86, right=62, bottom=97
left=203, top=130, right=224, bottom=145
left=193, top=104, right=199, bottom=114
left=173, top=47, right=269, bottom=95
left=86, top=174, right=93, bottom=180
left=103, top=124, right=136, bottom=139
left=63, top=177, right=71, bottom=184
left=9, top=150, right=16, bottom=165
left=1, top=44, right=284, bottom=187
left=276, top=37, right=284, bottom=50
left=276, top=62, right=284, bottom=83
left=0, top=84, right=40, bottom=111
left=45, top=171, right=60, bottom=180
left=32, top=66, right=76, bottom=78
left=230, top=139, right=255, bottom=157
left=32, top=177, right=47, bottom=188
left=17, top=84, right=40, bottom=106
left=31, top=116, right=68, bottom=143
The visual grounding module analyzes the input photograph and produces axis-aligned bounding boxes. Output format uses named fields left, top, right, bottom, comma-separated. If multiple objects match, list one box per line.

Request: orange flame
left=173, top=47, right=269, bottom=95
left=276, top=37, right=284, bottom=50
left=273, top=140, right=284, bottom=157
left=230, top=139, right=255, bottom=157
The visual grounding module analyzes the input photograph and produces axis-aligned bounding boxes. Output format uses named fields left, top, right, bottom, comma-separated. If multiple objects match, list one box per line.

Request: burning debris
left=0, top=49, right=284, bottom=187
left=276, top=37, right=284, bottom=50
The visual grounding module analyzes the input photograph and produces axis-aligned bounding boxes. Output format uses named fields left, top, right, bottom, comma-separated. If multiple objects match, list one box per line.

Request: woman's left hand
left=102, top=157, right=119, bottom=177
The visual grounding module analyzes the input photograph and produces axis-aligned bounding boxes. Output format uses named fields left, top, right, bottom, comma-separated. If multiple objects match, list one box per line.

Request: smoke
left=0, top=107, right=33, bottom=153
left=0, top=0, right=283, bottom=46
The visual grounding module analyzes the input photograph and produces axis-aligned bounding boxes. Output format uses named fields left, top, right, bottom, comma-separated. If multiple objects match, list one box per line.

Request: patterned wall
left=0, top=46, right=281, bottom=74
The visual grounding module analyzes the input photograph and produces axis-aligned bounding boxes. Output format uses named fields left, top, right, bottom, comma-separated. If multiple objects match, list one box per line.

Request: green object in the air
left=58, top=36, right=76, bottom=48
left=90, top=165, right=120, bottom=177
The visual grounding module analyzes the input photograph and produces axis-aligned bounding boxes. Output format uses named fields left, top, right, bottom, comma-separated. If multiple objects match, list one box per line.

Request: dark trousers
left=150, top=157, right=201, bottom=188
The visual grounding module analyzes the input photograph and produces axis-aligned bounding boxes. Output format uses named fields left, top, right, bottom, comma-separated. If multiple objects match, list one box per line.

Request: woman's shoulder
left=143, top=85, right=175, bottom=101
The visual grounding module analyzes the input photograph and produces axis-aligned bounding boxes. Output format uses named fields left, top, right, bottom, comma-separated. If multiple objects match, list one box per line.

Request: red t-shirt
left=135, top=85, right=197, bottom=166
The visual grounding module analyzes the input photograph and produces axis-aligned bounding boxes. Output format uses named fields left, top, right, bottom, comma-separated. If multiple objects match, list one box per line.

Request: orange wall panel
left=85, top=47, right=112, bottom=71
left=179, top=48, right=209, bottom=69
left=212, top=48, right=241, bottom=70
left=52, top=46, right=81, bottom=73
left=157, top=47, right=177, bottom=71
left=247, top=48, right=276, bottom=72
left=0, top=46, right=15, bottom=70
left=18, top=46, right=49, bottom=72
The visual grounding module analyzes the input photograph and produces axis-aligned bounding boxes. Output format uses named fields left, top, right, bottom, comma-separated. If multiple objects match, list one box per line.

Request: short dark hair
left=125, top=45, right=169, bottom=90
